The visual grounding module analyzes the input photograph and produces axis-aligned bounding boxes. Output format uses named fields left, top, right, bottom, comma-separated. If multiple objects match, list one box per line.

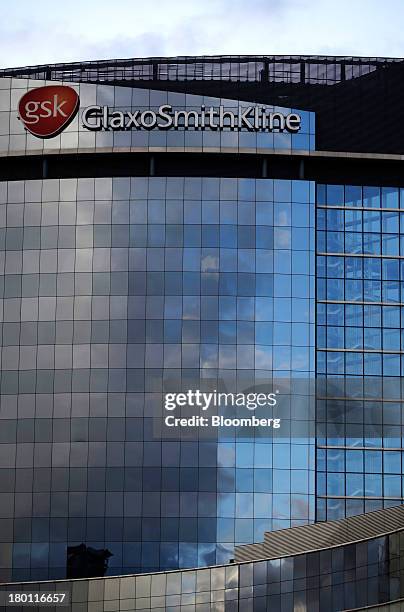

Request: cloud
left=0, top=17, right=204, bottom=67
left=0, top=0, right=307, bottom=67
left=1, top=0, right=404, bottom=69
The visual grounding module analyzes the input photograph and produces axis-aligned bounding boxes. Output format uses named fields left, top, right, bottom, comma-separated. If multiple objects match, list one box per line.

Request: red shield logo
left=18, top=85, right=79, bottom=138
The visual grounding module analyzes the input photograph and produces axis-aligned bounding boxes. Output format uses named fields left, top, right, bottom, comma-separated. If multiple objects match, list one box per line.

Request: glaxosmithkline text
left=82, top=104, right=301, bottom=132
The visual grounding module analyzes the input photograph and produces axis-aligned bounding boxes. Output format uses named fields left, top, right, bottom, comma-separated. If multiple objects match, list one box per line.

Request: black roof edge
left=1, top=54, right=403, bottom=75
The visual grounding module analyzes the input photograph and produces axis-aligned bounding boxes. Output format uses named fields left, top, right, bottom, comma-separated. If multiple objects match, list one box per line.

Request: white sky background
left=1, top=0, right=404, bottom=68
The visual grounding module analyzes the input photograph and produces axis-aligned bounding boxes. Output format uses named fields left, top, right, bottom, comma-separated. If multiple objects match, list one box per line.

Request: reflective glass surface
left=0, top=176, right=315, bottom=581
left=0, top=530, right=401, bottom=612
left=316, top=184, right=404, bottom=521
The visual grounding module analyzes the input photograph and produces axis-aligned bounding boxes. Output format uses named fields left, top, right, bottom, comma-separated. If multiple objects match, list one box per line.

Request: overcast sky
left=1, top=0, right=404, bottom=68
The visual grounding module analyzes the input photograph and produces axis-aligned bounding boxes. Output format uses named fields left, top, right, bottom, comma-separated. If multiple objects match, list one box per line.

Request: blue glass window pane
left=382, top=187, right=399, bottom=209
left=363, top=186, right=381, bottom=208
left=364, top=353, right=382, bottom=376
left=345, top=209, right=362, bottom=232
left=328, top=304, right=345, bottom=326
left=326, top=209, right=344, bottom=231
left=383, top=281, right=400, bottom=303
left=384, top=475, right=401, bottom=497
left=364, top=305, right=381, bottom=327
left=327, top=473, right=345, bottom=496
left=220, top=226, right=237, bottom=248
left=346, top=474, right=363, bottom=496
left=364, top=281, right=381, bottom=302
left=363, top=211, right=380, bottom=232
left=256, top=227, right=273, bottom=249
left=382, top=235, right=399, bottom=256
left=345, top=233, right=362, bottom=254
left=344, top=326, right=363, bottom=349
left=326, top=185, right=344, bottom=206
left=327, top=326, right=344, bottom=349
left=382, top=211, right=399, bottom=233
left=345, top=257, right=363, bottom=279
left=383, top=306, right=400, bottom=328
left=327, top=232, right=344, bottom=253
left=327, top=279, right=344, bottom=300
left=383, top=354, right=400, bottom=376
left=345, top=185, right=362, bottom=207
left=363, top=233, right=381, bottom=255
left=345, top=280, right=363, bottom=301
left=383, top=451, right=401, bottom=474
left=345, top=305, right=362, bottom=327
left=364, top=328, right=381, bottom=350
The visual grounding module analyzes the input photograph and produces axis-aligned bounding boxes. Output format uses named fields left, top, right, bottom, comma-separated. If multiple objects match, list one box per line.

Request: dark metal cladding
left=2, top=55, right=404, bottom=154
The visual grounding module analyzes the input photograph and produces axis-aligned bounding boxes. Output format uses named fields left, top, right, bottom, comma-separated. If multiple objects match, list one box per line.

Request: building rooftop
left=3, top=55, right=404, bottom=154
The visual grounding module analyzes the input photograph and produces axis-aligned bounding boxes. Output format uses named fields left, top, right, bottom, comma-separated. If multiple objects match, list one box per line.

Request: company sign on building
left=17, top=84, right=303, bottom=139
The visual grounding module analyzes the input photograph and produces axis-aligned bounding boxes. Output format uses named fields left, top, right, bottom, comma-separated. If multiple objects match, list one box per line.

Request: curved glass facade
left=1, top=530, right=402, bottom=611
left=3, top=55, right=404, bottom=599
left=0, top=175, right=315, bottom=581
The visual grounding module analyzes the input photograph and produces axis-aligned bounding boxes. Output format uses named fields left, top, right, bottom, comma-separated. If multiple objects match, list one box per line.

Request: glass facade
left=4, top=59, right=404, bottom=600
left=0, top=175, right=315, bottom=582
left=317, top=184, right=404, bottom=521
left=1, top=529, right=402, bottom=611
